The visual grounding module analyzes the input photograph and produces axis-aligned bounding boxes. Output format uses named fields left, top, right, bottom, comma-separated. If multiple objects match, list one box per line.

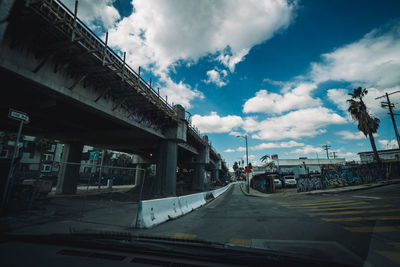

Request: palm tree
left=347, top=87, right=381, bottom=163
left=260, top=154, right=270, bottom=164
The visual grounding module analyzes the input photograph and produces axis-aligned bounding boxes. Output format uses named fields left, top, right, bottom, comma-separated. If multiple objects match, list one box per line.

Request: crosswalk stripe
left=344, top=226, right=400, bottom=232
left=229, top=238, right=252, bottom=246
left=289, top=201, right=369, bottom=209
left=322, top=215, right=400, bottom=222
left=387, top=242, right=400, bottom=249
left=284, top=200, right=361, bottom=207
left=173, top=233, right=196, bottom=240
left=305, top=204, right=392, bottom=212
left=375, top=250, right=400, bottom=264
left=308, top=208, right=400, bottom=216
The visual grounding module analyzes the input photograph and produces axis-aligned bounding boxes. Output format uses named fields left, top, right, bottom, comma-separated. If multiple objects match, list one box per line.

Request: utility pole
left=322, top=144, right=331, bottom=159
left=331, top=151, right=337, bottom=159
left=375, top=91, right=400, bottom=149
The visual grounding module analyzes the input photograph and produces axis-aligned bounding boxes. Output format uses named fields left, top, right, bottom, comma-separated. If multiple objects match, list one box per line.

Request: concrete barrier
left=134, top=196, right=182, bottom=228
left=134, top=182, right=238, bottom=228
left=179, top=192, right=206, bottom=214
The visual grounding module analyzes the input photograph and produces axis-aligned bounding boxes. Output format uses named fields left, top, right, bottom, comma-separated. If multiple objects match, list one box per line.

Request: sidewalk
left=240, top=179, right=400, bottom=197
left=301, top=178, right=400, bottom=195
left=240, top=183, right=270, bottom=198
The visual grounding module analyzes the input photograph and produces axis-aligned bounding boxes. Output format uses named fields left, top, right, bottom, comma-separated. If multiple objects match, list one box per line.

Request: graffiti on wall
left=296, top=162, right=397, bottom=192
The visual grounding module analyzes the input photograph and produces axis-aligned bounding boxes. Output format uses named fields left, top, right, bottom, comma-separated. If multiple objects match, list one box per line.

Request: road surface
left=136, top=183, right=400, bottom=266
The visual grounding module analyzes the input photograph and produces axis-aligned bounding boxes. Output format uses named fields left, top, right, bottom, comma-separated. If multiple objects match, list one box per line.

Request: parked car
left=274, top=178, right=282, bottom=189
left=284, top=175, right=297, bottom=187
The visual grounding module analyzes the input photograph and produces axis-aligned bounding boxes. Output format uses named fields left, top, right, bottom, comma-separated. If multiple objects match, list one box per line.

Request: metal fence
left=1, top=160, right=147, bottom=230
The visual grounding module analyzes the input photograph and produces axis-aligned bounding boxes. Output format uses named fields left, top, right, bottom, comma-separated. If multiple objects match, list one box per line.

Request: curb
left=305, top=179, right=400, bottom=195
left=239, top=183, right=267, bottom=197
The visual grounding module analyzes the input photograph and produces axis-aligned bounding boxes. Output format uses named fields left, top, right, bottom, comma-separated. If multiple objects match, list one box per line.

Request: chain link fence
left=1, top=160, right=147, bottom=231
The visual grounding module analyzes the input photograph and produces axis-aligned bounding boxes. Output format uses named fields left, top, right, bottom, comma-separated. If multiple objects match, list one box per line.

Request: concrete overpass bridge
left=0, top=0, right=228, bottom=196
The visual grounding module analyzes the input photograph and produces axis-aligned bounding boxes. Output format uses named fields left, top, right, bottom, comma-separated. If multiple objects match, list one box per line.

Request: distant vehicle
left=284, top=176, right=297, bottom=187
left=274, top=178, right=282, bottom=189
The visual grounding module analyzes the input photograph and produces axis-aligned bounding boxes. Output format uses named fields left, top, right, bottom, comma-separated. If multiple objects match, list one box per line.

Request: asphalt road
left=136, top=183, right=400, bottom=266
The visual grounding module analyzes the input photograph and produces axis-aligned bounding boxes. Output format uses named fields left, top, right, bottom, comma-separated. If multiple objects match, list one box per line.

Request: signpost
left=1, top=109, right=30, bottom=214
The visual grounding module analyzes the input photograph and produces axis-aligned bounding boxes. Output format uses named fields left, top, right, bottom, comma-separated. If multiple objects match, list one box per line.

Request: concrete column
left=56, top=142, right=83, bottom=194
left=192, top=164, right=206, bottom=190
left=0, top=0, right=15, bottom=41
left=214, top=169, right=219, bottom=181
left=134, top=164, right=144, bottom=186
left=192, top=138, right=210, bottom=190
left=154, top=140, right=177, bottom=197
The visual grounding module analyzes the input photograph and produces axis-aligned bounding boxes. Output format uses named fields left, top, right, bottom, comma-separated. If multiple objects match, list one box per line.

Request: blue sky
left=62, top=0, right=400, bottom=169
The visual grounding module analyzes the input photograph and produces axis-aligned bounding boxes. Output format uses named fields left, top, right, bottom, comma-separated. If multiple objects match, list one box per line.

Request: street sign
left=89, top=151, right=99, bottom=160
left=8, top=109, right=29, bottom=123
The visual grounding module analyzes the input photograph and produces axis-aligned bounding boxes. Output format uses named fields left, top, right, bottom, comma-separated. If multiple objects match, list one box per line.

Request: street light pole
left=237, top=135, right=249, bottom=193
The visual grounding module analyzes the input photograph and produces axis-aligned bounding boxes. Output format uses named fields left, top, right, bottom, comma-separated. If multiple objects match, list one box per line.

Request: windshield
left=1, top=0, right=400, bottom=266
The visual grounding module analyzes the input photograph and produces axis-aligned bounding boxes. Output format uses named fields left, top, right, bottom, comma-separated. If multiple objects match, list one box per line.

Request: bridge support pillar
left=192, top=164, right=206, bottom=191
left=192, top=137, right=210, bottom=191
left=153, top=104, right=187, bottom=197
left=154, top=140, right=177, bottom=197
left=134, top=164, right=144, bottom=186
left=56, top=142, right=83, bottom=194
left=213, top=169, right=219, bottom=182
left=0, top=0, right=15, bottom=40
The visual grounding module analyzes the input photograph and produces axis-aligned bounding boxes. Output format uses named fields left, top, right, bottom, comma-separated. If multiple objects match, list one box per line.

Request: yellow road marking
left=308, top=208, right=400, bottom=216
left=283, top=200, right=361, bottom=207
left=173, top=233, right=196, bottom=240
left=344, top=226, right=400, bottom=233
left=322, top=215, right=400, bottom=222
left=229, top=238, right=252, bottom=246
left=288, top=201, right=369, bottom=209
left=305, top=204, right=392, bottom=212
left=375, top=250, right=400, bottom=264
left=388, top=242, right=400, bottom=249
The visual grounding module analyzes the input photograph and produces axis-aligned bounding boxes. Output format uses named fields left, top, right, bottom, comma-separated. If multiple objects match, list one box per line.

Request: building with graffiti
left=358, top=149, right=400, bottom=164
left=270, top=157, right=346, bottom=179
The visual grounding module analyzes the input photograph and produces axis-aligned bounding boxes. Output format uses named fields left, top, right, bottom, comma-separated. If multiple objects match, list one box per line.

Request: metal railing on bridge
left=27, top=0, right=176, bottom=118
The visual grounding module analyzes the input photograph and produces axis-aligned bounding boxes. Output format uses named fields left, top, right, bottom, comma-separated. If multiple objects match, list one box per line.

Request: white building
left=358, top=149, right=400, bottom=164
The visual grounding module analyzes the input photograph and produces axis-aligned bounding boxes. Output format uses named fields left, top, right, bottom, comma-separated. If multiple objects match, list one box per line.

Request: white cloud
left=224, top=148, right=236, bottom=153
left=335, top=130, right=379, bottom=140
left=61, top=0, right=120, bottom=29
left=243, top=83, right=321, bottom=114
left=310, top=24, right=400, bottom=88
left=191, top=112, right=243, bottom=133
left=229, top=131, right=244, bottom=136
left=342, top=152, right=360, bottom=161
left=287, top=145, right=324, bottom=155
left=327, top=89, right=350, bottom=113
left=204, top=69, right=228, bottom=87
left=378, top=139, right=398, bottom=149
left=250, top=141, right=304, bottom=150
left=104, top=0, right=296, bottom=108
left=327, top=86, right=400, bottom=117
left=157, top=73, right=204, bottom=108
left=335, top=131, right=366, bottom=140
left=248, top=107, right=346, bottom=140
left=237, top=147, right=247, bottom=152
left=193, top=107, right=345, bottom=140
left=242, top=154, right=256, bottom=160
